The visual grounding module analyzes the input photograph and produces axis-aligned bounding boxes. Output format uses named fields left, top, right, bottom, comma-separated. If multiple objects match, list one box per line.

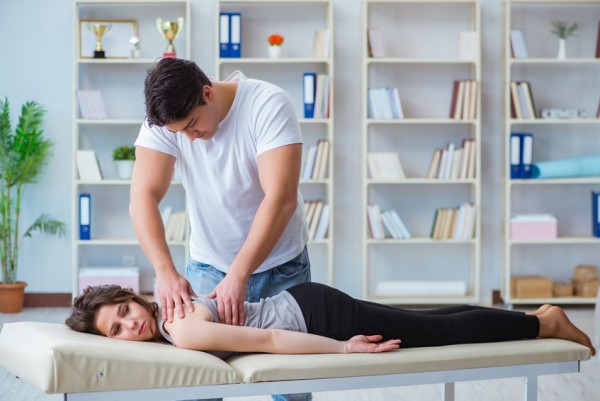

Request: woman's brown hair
left=65, top=285, right=163, bottom=342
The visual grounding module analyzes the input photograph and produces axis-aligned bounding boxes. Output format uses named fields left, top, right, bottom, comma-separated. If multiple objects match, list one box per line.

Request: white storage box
left=79, top=267, right=140, bottom=294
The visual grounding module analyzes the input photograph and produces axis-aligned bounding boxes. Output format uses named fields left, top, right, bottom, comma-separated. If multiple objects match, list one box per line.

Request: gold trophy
left=88, top=23, right=112, bottom=58
left=156, top=17, right=184, bottom=58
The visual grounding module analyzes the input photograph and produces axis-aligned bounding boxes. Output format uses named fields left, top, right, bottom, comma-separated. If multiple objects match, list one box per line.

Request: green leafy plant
left=112, top=145, right=136, bottom=161
left=551, top=20, right=579, bottom=39
left=0, top=98, right=67, bottom=284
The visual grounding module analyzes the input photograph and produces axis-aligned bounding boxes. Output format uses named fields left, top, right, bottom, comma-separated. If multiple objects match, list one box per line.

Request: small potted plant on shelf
left=267, top=33, right=284, bottom=59
left=551, top=20, right=578, bottom=59
left=0, top=98, right=67, bottom=313
left=112, top=145, right=136, bottom=180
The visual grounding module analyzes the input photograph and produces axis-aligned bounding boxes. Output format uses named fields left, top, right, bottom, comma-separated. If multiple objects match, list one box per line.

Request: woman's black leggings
left=287, top=282, right=540, bottom=348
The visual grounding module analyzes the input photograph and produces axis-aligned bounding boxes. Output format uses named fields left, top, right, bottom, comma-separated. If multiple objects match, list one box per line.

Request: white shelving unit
left=72, top=0, right=191, bottom=298
left=215, top=0, right=335, bottom=285
left=502, top=0, right=600, bottom=305
left=361, top=0, right=481, bottom=304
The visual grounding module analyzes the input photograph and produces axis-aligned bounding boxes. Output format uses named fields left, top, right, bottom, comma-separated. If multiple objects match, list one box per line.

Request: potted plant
left=0, top=98, right=67, bottom=313
left=267, top=33, right=284, bottom=59
left=551, top=20, right=578, bottom=59
left=112, top=145, right=136, bottom=179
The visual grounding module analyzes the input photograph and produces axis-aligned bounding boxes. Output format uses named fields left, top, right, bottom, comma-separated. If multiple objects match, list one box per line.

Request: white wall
left=0, top=0, right=506, bottom=303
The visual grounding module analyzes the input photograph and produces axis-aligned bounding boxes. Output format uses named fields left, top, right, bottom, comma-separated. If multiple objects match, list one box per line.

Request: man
left=130, top=58, right=311, bottom=337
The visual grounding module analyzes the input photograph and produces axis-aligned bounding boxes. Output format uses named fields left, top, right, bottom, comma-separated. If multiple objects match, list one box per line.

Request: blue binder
left=520, top=132, right=533, bottom=178
left=593, top=191, right=600, bottom=237
left=303, top=72, right=316, bottom=118
left=509, top=133, right=521, bottom=179
left=229, top=13, right=241, bottom=58
left=79, top=193, right=91, bottom=240
left=219, top=12, right=230, bottom=58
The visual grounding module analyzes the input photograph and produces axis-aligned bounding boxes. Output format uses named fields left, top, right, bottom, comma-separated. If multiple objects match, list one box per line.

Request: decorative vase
left=0, top=281, right=27, bottom=313
left=557, top=38, right=567, bottom=59
left=268, top=45, right=282, bottom=59
left=115, top=160, right=135, bottom=179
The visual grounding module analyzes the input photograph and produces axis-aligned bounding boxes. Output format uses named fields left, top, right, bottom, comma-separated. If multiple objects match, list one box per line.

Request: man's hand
left=207, top=274, right=247, bottom=325
left=156, top=273, right=196, bottom=323
left=344, top=335, right=401, bottom=353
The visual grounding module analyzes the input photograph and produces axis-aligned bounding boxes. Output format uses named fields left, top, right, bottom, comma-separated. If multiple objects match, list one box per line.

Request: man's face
left=165, top=86, right=219, bottom=141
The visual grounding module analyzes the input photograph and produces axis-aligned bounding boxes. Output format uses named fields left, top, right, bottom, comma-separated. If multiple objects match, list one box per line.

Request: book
left=314, top=204, right=330, bottom=240
left=367, top=152, right=405, bottom=180
left=453, top=81, right=465, bottom=120
left=302, top=145, right=318, bottom=180
left=510, top=30, right=529, bottom=59
left=76, top=90, right=107, bottom=120
left=76, top=150, right=103, bottom=181
left=312, top=29, right=330, bottom=59
left=427, top=148, right=442, bottom=179
left=510, top=81, right=523, bottom=119
left=367, top=27, right=385, bottom=58
left=367, top=203, right=386, bottom=239
left=308, top=200, right=324, bottom=240
left=312, top=139, right=330, bottom=180
left=449, top=80, right=460, bottom=118
left=520, top=81, right=536, bottom=119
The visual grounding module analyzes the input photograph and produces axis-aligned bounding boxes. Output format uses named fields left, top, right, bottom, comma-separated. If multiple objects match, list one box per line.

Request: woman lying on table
left=66, top=282, right=595, bottom=356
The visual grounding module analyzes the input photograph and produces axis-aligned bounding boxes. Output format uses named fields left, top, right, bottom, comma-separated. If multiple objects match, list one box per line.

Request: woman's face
left=95, top=300, right=157, bottom=341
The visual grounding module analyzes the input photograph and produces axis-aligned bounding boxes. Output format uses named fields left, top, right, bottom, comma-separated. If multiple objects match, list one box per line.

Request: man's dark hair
left=65, top=284, right=163, bottom=342
left=144, top=58, right=212, bottom=127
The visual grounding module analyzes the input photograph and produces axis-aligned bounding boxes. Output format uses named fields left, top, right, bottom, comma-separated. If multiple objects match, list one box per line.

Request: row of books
left=302, top=139, right=330, bottom=180
left=304, top=200, right=330, bottom=241
left=367, top=87, right=404, bottom=119
left=303, top=73, right=331, bottom=119
left=367, top=152, right=405, bottom=180
left=76, top=90, right=107, bottom=120
left=510, top=132, right=533, bottom=179
left=76, top=150, right=103, bottom=181
left=509, top=29, right=529, bottom=59
left=427, top=139, right=477, bottom=180
left=161, top=207, right=189, bottom=242
left=367, top=203, right=412, bottom=240
left=449, top=80, right=478, bottom=120
left=431, top=202, right=476, bottom=240
left=510, top=81, right=537, bottom=119
left=367, top=27, right=477, bottom=60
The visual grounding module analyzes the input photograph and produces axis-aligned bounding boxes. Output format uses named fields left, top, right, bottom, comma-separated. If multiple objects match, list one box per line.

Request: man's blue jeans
left=186, top=246, right=313, bottom=401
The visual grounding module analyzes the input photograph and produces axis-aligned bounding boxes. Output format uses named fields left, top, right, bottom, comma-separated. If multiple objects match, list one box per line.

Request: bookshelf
left=361, top=0, right=482, bottom=304
left=502, top=0, right=600, bottom=306
left=215, top=0, right=334, bottom=286
left=72, top=0, right=191, bottom=298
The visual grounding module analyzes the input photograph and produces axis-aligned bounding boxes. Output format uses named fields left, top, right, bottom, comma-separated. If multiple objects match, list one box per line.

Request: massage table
left=0, top=322, right=591, bottom=401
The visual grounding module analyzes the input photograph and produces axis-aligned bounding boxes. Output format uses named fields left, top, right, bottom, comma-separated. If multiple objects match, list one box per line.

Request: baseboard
left=24, top=293, right=71, bottom=307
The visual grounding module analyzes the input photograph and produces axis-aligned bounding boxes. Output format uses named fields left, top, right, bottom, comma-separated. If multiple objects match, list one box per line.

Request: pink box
left=79, top=267, right=140, bottom=294
left=510, top=215, right=557, bottom=240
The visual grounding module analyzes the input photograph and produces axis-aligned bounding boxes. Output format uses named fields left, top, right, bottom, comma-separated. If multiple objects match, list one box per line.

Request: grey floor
left=0, top=306, right=598, bottom=401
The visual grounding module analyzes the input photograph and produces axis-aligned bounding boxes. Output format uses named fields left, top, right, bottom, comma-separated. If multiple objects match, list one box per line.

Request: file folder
left=520, top=133, right=533, bottom=178
left=303, top=72, right=316, bottom=119
left=229, top=13, right=241, bottom=58
left=219, top=12, right=230, bottom=58
left=593, top=191, right=600, bottom=237
left=510, top=133, right=521, bottom=179
left=79, top=193, right=91, bottom=240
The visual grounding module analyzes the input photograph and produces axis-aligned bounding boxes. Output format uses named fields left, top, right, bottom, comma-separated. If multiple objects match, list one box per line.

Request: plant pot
left=0, top=281, right=27, bottom=313
left=115, top=160, right=135, bottom=180
left=268, top=45, right=283, bottom=59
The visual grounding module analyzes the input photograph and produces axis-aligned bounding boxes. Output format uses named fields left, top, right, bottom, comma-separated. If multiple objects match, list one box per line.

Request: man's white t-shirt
left=135, top=71, right=308, bottom=273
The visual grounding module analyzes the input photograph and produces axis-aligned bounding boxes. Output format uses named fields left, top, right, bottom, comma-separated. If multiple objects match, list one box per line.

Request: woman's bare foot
left=529, top=304, right=552, bottom=316
left=538, top=306, right=596, bottom=356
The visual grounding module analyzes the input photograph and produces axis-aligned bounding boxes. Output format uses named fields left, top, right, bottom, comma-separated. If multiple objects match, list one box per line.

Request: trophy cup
left=156, top=17, right=184, bottom=58
left=88, top=23, right=112, bottom=58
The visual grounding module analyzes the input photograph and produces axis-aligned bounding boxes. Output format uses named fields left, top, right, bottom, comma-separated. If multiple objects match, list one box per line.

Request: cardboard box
left=79, top=267, right=140, bottom=294
left=511, top=275, right=553, bottom=298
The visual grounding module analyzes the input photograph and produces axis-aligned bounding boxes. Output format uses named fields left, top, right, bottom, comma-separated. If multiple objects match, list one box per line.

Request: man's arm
left=207, top=143, right=303, bottom=325
left=130, top=146, right=195, bottom=322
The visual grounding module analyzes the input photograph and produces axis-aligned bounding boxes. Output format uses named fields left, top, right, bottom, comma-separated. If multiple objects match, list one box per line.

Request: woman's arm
left=165, top=306, right=400, bottom=354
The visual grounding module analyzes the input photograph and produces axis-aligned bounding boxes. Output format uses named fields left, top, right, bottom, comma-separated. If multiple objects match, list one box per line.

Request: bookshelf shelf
left=362, top=0, right=481, bottom=304
left=502, top=0, right=600, bottom=306
left=73, top=0, right=191, bottom=298
left=215, top=0, right=334, bottom=286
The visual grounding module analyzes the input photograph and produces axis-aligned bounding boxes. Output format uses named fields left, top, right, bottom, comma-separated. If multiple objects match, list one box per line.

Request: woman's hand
left=344, top=335, right=401, bottom=353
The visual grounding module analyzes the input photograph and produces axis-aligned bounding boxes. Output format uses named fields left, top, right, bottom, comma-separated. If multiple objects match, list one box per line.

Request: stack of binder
left=219, top=12, right=241, bottom=58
